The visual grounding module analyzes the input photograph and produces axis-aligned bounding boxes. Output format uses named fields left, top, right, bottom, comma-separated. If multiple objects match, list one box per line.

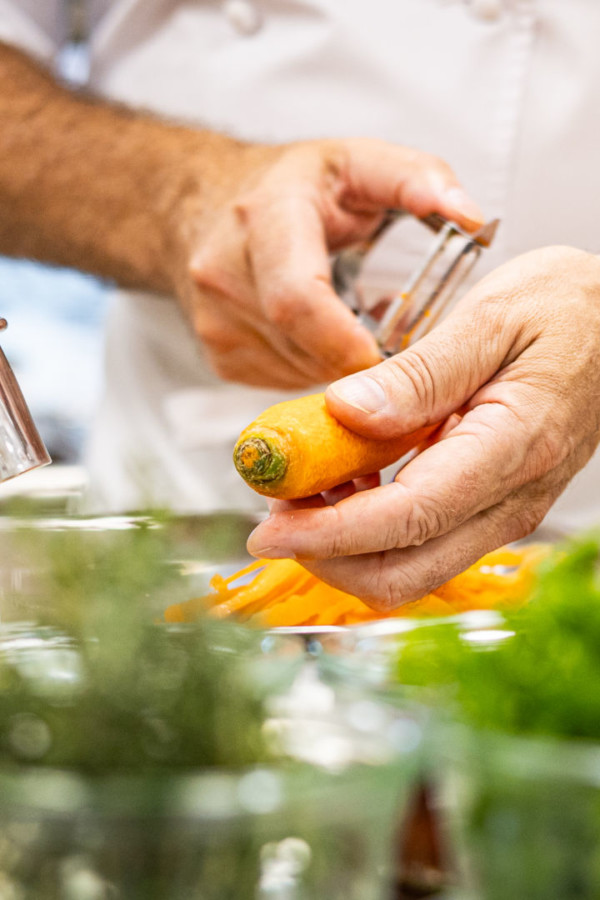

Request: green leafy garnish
left=0, top=515, right=270, bottom=769
left=394, top=532, right=600, bottom=740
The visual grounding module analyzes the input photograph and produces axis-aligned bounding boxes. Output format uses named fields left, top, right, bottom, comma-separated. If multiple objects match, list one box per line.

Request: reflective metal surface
left=333, top=213, right=499, bottom=356
left=0, top=320, right=50, bottom=483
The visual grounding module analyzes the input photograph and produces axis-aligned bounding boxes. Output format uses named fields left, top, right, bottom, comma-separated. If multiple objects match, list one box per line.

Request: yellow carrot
left=234, top=392, right=435, bottom=499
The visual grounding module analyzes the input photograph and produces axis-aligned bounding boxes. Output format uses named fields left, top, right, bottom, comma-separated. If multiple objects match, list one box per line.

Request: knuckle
left=322, top=508, right=358, bottom=558
left=388, top=349, right=438, bottom=415
left=195, top=319, right=240, bottom=355
left=361, top=554, right=430, bottom=611
left=320, top=141, right=350, bottom=181
left=264, top=285, right=309, bottom=329
left=400, top=495, right=451, bottom=547
left=359, top=559, right=405, bottom=612
left=280, top=137, right=340, bottom=170
left=528, top=432, right=566, bottom=480
left=233, top=189, right=261, bottom=225
left=325, top=532, right=348, bottom=558
left=493, top=496, right=547, bottom=545
left=432, top=158, right=454, bottom=181
left=193, top=317, right=221, bottom=347
left=512, top=501, right=549, bottom=538
left=190, top=247, right=226, bottom=293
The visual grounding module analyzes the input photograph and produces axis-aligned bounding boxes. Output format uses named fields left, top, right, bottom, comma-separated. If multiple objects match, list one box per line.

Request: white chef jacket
left=1, top=0, right=599, bottom=533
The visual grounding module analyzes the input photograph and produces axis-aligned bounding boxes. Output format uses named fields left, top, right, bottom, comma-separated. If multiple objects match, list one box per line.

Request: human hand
left=174, top=138, right=482, bottom=389
left=247, top=246, right=600, bottom=608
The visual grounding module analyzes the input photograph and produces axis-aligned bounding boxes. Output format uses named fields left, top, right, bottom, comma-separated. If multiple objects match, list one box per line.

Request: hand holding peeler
left=333, top=212, right=500, bottom=357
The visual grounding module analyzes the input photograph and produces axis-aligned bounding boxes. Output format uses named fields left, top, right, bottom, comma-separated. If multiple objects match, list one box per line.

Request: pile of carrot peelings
left=164, top=543, right=551, bottom=628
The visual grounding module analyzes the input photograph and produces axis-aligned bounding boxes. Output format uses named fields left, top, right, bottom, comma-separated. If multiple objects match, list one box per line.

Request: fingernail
left=247, top=531, right=297, bottom=559
left=251, top=547, right=296, bottom=560
left=329, top=375, right=387, bottom=414
left=444, top=187, right=483, bottom=225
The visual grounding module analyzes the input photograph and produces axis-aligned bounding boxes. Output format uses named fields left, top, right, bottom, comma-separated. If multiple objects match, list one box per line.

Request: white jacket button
left=223, top=0, right=263, bottom=35
left=468, top=0, right=503, bottom=21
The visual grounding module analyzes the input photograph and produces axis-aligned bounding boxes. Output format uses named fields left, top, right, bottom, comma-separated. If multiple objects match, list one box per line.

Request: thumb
left=324, top=311, right=512, bottom=439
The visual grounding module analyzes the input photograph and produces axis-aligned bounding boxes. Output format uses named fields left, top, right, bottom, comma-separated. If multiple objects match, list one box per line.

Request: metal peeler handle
left=333, top=213, right=500, bottom=357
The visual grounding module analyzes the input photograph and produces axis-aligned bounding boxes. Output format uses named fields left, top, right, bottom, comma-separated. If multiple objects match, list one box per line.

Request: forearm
left=0, top=43, right=248, bottom=293
left=0, top=43, right=487, bottom=391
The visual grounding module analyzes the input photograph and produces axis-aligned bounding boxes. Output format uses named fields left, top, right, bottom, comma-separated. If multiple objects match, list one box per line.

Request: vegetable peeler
left=333, top=212, right=500, bottom=356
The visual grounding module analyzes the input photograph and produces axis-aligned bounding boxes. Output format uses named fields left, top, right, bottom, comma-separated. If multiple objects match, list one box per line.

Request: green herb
left=0, top=514, right=269, bottom=769
left=394, top=532, right=600, bottom=740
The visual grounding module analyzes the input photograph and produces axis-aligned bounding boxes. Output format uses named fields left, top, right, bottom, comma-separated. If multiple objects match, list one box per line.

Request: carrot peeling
left=165, top=543, right=551, bottom=628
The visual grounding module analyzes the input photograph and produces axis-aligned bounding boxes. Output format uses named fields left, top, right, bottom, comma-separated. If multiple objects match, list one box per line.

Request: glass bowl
left=0, top=671, right=423, bottom=900
left=0, top=511, right=261, bottom=624
left=314, top=610, right=512, bottom=700
left=0, top=617, right=424, bottom=899
left=0, top=747, right=420, bottom=900
left=435, top=724, right=600, bottom=900
left=311, top=612, right=516, bottom=898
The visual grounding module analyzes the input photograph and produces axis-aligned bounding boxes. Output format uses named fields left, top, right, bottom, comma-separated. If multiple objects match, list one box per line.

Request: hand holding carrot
left=247, top=246, right=600, bottom=608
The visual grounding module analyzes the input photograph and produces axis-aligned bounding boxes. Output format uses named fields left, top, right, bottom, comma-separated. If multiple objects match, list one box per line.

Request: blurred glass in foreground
left=0, top=512, right=423, bottom=899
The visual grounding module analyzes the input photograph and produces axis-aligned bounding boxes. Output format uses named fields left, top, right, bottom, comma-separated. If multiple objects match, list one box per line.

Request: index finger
left=338, top=138, right=484, bottom=232
left=248, top=190, right=381, bottom=375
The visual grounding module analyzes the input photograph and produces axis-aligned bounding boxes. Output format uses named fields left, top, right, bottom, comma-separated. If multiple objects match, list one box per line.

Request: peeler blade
left=333, top=214, right=500, bottom=357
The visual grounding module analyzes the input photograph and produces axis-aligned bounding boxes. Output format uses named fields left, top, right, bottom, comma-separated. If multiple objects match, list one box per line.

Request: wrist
left=148, top=126, right=244, bottom=295
left=163, top=137, right=285, bottom=297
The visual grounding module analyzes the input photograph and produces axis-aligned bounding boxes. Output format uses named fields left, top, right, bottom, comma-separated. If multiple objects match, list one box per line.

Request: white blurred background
left=0, top=258, right=108, bottom=464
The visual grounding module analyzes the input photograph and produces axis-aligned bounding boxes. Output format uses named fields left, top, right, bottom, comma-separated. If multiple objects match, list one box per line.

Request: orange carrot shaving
left=165, top=543, right=552, bottom=628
